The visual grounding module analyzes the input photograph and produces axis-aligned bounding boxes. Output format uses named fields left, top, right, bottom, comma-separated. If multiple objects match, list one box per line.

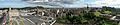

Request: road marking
left=26, top=18, right=35, bottom=25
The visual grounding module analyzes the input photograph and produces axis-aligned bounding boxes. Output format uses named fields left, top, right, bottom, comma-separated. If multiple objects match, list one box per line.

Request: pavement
left=0, top=11, right=56, bottom=25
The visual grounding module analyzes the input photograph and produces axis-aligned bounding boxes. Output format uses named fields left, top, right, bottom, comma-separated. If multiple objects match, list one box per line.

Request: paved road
left=23, top=19, right=34, bottom=25
left=21, top=15, right=47, bottom=25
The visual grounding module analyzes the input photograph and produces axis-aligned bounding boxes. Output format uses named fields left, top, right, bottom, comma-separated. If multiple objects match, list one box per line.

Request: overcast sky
left=0, top=0, right=120, bottom=8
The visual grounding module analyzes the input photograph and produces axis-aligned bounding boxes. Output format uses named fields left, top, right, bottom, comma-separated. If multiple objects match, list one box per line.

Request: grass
left=19, top=20, right=24, bottom=25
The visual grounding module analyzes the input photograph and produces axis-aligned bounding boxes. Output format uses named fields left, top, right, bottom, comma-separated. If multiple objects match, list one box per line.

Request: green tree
left=103, top=11, right=111, bottom=14
left=94, top=11, right=101, bottom=17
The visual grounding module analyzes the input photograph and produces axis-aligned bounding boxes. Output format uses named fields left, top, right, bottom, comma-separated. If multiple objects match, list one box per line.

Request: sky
left=0, top=0, right=120, bottom=8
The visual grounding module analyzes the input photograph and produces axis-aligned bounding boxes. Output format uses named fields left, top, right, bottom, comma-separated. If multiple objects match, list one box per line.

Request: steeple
left=86, top=4, right=89, bottom=8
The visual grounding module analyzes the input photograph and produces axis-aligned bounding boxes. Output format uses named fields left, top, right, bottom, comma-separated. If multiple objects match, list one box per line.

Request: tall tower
left=86, top=4, right=90, bottom=13
left=86, top=4, right=89, bottom=8
left=8, top=8, right=11, bottom=22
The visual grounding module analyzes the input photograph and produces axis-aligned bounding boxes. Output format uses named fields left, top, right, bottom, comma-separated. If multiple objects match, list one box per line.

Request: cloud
left=89, top=0, right=120, bottom=8
left=23, top=0, right=86, bottom=8
left=26, top=0, right=120, bottom=8
left=0, top=0, right=109, bottom=8
left=1, top=0, right=120, bottom=8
